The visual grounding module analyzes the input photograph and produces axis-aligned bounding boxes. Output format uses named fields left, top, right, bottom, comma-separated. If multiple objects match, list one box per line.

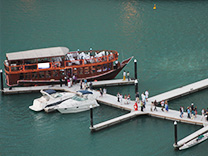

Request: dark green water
left=1, top=0, right=208, bottom=155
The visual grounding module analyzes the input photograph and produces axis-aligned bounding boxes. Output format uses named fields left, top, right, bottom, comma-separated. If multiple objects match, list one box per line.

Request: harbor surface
left=1, top=0, right=208, bottom=156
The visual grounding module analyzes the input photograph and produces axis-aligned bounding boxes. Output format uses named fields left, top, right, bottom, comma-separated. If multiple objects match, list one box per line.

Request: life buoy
left=98, top=57, right=102, bottom=62
left=134, top=102, right=138, bottom=111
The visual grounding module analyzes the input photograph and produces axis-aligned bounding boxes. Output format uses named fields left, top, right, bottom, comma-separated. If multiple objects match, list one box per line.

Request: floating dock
left=1, top=69, right=208, bottom=150
left=90, top=78, right=208, bottom=133
left=92, top=79, right=134, bottom=87
left=90, top=111, right=147, bottom=131
left=175, top=126, right=208, bottom=149
left=2, top=79, right=134, bottom=94
left=149, top=78, right=208, bottom=103
left=91, top=94, right=207, bottom=131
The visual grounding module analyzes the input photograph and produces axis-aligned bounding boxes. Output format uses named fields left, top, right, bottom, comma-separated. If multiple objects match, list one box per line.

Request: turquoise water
left=1, top=0, right=208, bottom=155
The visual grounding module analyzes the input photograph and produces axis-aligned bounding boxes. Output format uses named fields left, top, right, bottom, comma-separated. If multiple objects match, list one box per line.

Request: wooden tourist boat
left=4, top=47, right=133, bottom=86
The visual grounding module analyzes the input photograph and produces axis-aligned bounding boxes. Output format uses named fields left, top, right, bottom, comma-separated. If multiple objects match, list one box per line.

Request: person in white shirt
left=123, top=70, right=126, bottom=81
left=145, top=90, right=149, bottom=102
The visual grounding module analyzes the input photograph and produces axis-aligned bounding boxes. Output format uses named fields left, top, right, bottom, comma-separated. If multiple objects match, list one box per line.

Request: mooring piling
left=0, top=69, right=4, bottom=93
left=90, top=105, right=94, bottom=131
left=135, top=79, right=138, bottom=94
left=174, top=121, right=178, bottom=148
left=134, top=59, right=137, bottom=80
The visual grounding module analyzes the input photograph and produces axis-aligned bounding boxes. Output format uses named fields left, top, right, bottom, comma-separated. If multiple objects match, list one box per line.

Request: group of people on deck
left=117, top=93, right=131, bottom=104
left=201, top=108, right=208, bottom=121
left=99, top=88, right=107, bottom=97
left=150, top=100, right=169, bottom=112
left=179, top=103, right=208, bottom=121
left=65, top=74, right=77, bottom=88
left=117, top=90, right=149, bottom=111
left=179, top=103, right=197, bottom=119
left=79, top=79, right=93, bottom=90
left=123, top=70, right=130, bottom=81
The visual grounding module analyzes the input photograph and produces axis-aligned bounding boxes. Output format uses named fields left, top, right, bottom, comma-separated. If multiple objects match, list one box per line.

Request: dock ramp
left=175, top=126, right=208, bottom=148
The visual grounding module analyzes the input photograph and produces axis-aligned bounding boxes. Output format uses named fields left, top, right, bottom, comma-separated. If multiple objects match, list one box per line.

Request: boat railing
left=4, top=61, right=61, bottom=73
left=64, top=53, right=116, bottom=66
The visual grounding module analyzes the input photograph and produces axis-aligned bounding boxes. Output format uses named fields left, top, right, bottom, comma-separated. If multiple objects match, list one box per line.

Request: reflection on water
left=20, top=0, right=37, bottom=12
left=119, top=1, right=142, bottom=36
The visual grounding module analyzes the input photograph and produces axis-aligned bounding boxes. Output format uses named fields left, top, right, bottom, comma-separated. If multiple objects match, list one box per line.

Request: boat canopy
left=6, top=47, right=69, bottom=61
left=77, top=90, right=93, bottom=95
left=44, top=89, right=57, bottom=95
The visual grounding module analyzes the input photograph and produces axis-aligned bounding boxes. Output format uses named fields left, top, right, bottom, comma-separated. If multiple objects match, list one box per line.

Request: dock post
left=135, top=79, right=138, bottom=94
left=134, top=59, right=137, bottom=80
left=90, top=105, right=94, bottom=131
left=174, top=121, right=178, bottom=148
left=0, top=69, right=4, bottom=93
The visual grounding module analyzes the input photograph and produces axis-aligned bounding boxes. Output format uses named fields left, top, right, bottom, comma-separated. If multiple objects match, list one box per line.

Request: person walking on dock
left=200, top=109, right=205, bottom=121
left=117, top=92, right=120, bottom=102
left=89, top=82, right=93, bottom=90
left=160, top=100, right=164, bottom=112
left=127, top=71, right=130, bottom=81
left=190, top=103, right=195, bottom=118
left=80, top=79, right=83, bottom=89
left=67, top=78, right=71, bottom=88
left=72, top=74, right=76, bottom=84
left=187, top=107, right=191, bottom=119
left=151, top=101, right=154, bottom=111
left=179, top=106, right=184, bottom=118
left=124, top=95, right=127, bottom=104
left=100, top=88, right=103, bottom=97
left=120, top=94, right=123, bottom=104
left=165, top=100, right=168, bottom=112
left=123, top=70, right=126, bottom=81
left=145, top=90, right=149, bottom=102
left=154, top=100, right=157, bottom=111
left=134, top=102, right=138, bottom=111
left=141, top=101, right=144, bottom=112
left=103, top=88, right=107, bottom=96
left=194, top=106, right=197, bottom=118
left=127, top=94, right=130, bottom=104
left=141, top=92, right=146, bottom=108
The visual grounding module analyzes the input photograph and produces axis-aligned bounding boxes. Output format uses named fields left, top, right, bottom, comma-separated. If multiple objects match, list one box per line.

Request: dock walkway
left=91, top=78, right=208, bottom=131
left=2, top=79, right=134, bottom=94
left=175, top=126, right=208, bottom=148
left=148, top=78, right=208, bottom=103
left=2, top=77, right=208, bottom=149
left=91, top=94, right=207, bottom=131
